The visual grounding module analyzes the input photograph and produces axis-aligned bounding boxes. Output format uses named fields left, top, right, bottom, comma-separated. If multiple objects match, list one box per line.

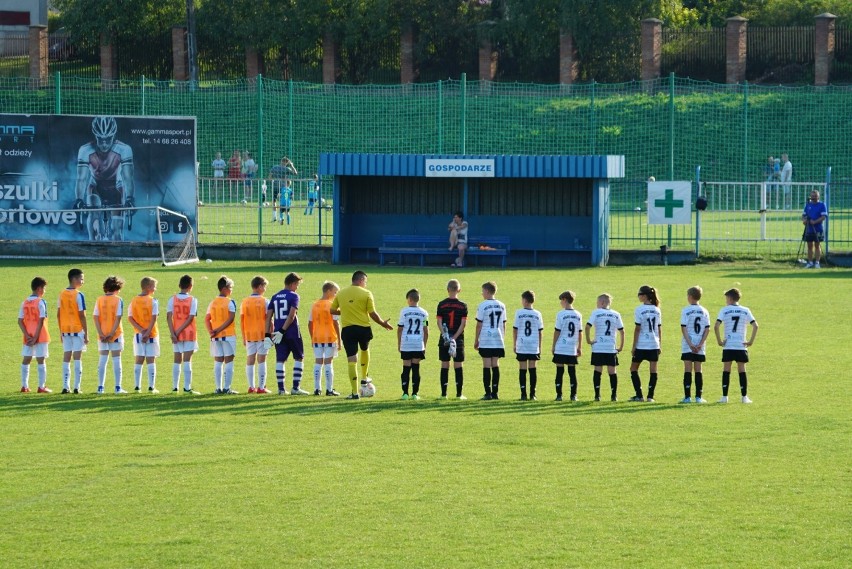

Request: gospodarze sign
left=425, top=158, right=495, bottom=178
left=0, top=113, right=197, bottom=243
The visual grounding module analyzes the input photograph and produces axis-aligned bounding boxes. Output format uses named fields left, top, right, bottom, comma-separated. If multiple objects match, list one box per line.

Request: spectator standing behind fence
left=763, top=156, right=774, bottom=182
left=268, top=157, right=297, bottom=223
left=780, top=153, right=793, bottom=210
left=212, top=152, right=226, bottom=178
left=227, top=150, right=241, bottom=179
left=802, top=190, right=827, bottom=269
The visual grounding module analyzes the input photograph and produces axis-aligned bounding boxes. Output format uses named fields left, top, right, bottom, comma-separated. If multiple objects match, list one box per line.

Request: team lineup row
left=17, top=269, right=758, bottom=404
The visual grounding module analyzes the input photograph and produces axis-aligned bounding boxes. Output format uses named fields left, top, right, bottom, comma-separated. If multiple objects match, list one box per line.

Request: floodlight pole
left=695, top=165, right=701, bottom=258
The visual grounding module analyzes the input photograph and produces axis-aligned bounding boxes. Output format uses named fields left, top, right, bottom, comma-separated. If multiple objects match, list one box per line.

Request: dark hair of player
left=559, top=290, right=575, bottom=304
left=406, top=288, right=420, bottom=302
left=250, top=276, right=269, bottom=289
left=482, top=281, right=497, bottom=295
left=687, top=286, right=702, bottom=301
left=521, top=290, right=535, bottom=304
left=179, top=274, right=193, bottom=290
left=724, top=288, right=741, bottom=302
left=68, top=268, right=83, bottom=282
left=284, top=272, right=302, bottom=286
left=217, top=276, right=234, bottom=292
left=31, top=276, right=47, bottom=291
left=102, top=275, right=125, bottom=293
left=638, top=285, right=660, bottom=307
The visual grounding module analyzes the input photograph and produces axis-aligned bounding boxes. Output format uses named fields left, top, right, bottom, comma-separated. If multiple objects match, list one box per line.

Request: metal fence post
left=825, top=166, right=831, bottom=258
left=54, top=71, right=61, bottom=114
left=590, top=80, right=596, bottom=154
left=258, top=74, right=264, bottom=243
left=668, top=73, right=675, bottom=249
left=437, top=80, right=443, bottom=153
left=460, top=73, right=466, bottom=154
left=141, top=75, right=146, bottom=115
left=742, top=80, right=749, bottom=182
left=695, top=165, right=701, bottom=257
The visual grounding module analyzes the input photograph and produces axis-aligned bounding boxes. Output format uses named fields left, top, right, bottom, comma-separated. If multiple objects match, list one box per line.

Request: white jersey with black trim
left=586, top=308, right=624, bottom=354
left=513, top=308, right=543, bottom=355
left=398, top=306, right=428, bottom=352
left=553, top=308, right=583, bottom=356
left=716, top=304, right=755, bottom=351
left=476, top=299, right=507, bottom=349
left=633, top=304, right=662, bottom=350
left=680, top=304, right=710, bottom=354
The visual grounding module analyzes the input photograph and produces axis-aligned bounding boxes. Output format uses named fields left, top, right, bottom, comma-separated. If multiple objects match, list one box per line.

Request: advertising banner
left=0, top=114, right=197, bottom=243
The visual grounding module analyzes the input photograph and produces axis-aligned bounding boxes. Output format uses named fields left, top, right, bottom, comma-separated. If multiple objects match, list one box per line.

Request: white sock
left=21, top=364, right=29, bottom=388
left=148, top=364, right=156, bottom=388
left=246, top=364, right=255, bottom=388
left=224, top=361, right=234, bottom=390
left=325, top=365, right=334, bottom=391
left=135, top=364, right=143, bottom=389
left=74, top=360, right=83, bottom=390
left=62, top=361, right=71, bottom=389
left=183, top=361, right=192, bottom=390
left=38, top=364, right=47, bottom=388
left=214, top=361, right=223, bottom=390
left=113, top=357, right=122, bottom=389
left=314, top=364, right=322, bottom=391
left=173, top=363, right=181, bottom=390
left=258, top=361, right=267, bottom=389
left=97, top=354, right=108, bottom=389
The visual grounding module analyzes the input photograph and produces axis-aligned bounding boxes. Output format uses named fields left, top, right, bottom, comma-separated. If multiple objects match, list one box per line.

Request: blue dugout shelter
left=318, top=153, right=625, bottom=267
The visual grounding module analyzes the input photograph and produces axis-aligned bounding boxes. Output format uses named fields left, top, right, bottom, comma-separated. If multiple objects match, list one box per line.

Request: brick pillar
left=726, top=16, right=747, bottom=84
left=100, top=34, right=118, bottom=87
left=28, top=25, right=48, bottom=87
left=814, top=13, right=837, bottom=87
left=172, top=26, right=188, bottom=81
left=479, top=40, right=497, bottom=81
left=400, top=24, right=416, bottom=84
left=322, top=32, right=339, bottom=85
left=641, top=18, right=663, bottom=81
left=559, top=30, right=578, bottom=85
left=245, top=47, right=262, bottom=79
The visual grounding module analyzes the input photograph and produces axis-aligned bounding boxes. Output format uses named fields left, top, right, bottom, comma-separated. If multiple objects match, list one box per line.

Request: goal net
left=0, top=205, right=199, bottom=266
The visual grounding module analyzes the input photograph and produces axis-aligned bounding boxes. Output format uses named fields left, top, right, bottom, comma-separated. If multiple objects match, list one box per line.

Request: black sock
left=519, top=369, right=527, bottom=396
left=411, top=363, right=421, bottom=395
left=648, top=372, right=658, bottom=399
left=593, top=371, right=602, bottom=398
left=401, top=365, right=411, bottom=395
left=554, top=366, right=564, bottom=397
left=683, top=372, right=692, bottom=398
left=739, top=372, right=748, bottom=396
left=454, top=367, right=464, bottom=397
left=491, top=367, right=500, bottom=396
left=609, top=373, right=618, bottom=399
left=529, top=368, right=537, bottom=397
left=695, top=372, right=703, bottom=398
left=630, top=371, right=642, bottom=397
left=440, top=367, right=449, bottom=397
left=722, top=371, right=731, bottom=396
left=568, top=366, right=578, bottom=398
left=482, top=368, right=492, bottom=396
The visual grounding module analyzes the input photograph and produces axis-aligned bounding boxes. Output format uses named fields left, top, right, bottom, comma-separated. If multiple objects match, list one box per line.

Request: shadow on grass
left=0, top=391, right=703, bottom=419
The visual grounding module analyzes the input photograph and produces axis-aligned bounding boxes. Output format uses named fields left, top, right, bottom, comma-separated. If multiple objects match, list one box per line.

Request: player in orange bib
left=94, top=275, right=126, bottom=394
left=240, top=275, right=271, bottom=393
left=57, top=268, right=88, bottom=393
left=128, top=277, right=160, bottom=393
left=166, top=274, right=199, bottom=394
left=18, top=276, right=51, bottom=393
left=308, top=281, right=342, bottom=396
left=206, top=276, right=238, bottom=394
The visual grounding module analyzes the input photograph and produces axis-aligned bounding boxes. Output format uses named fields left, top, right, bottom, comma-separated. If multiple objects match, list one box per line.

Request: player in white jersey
left=585, top=293, right=625, bottom=401
left=552, top=290, right=583, bottom=401
left=474, top=281, right=507, bottom=400
left=679, top=286, right=711, bottom=403
left=629, top=285, right=662, bottom=402
left=512, top=290, right=543, bottom=400
left=397, top=289, right=429, bottom=400
left=714, top=288, right=758, bottom=404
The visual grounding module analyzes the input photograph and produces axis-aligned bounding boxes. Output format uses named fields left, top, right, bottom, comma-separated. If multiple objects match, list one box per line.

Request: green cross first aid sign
left=647, top=181, right=692, bottom=225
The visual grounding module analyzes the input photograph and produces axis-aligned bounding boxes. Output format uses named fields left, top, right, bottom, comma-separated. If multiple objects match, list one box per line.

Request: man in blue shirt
left=802, top=190, right=828, bottom=269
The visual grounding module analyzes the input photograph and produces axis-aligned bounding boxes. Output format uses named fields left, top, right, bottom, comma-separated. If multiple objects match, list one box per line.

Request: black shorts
left=341, top=325, right=373, bottom=358
left=722, top=349, right=749, bottom=363
left=632, top=349, right=660, bottom=363
left=516, top=353, right=540, bottom=362
left=591, top=352, right=619, bottom=367
left=478, top=347, right=505, bottom=358
left=438, top=339, right=465, bottom=362
left=400, top=350, right=425, bottom=360
left=552, top=354, right=579, bottom=365
left=805, top=231, right=824, bottom=243
left=681, top=352, right=706, bottom=362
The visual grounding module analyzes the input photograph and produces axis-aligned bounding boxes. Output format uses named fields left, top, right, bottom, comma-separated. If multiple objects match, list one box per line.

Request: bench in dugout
left=378, top=235, right=511, bottom=268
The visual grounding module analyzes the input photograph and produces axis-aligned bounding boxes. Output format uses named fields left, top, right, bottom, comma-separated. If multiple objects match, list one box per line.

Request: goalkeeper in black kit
left=436, top=279, right=468, bottom=399
left=74, top=116, right=135, bottom=241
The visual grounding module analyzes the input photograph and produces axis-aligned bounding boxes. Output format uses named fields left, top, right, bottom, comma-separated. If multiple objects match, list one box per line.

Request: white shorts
left=98, top=338, right=124, bottom=352
left=61, top=333, right=86, bottom=352
left=313, top=343, right=339, bottom=359
left=22, top=342, right=49, bottom=358
left=245, top=340, right=270, bottom=357
left=173, top=340, right=198, bottom=353
left=210, top=336, right=237, bottom=358
left=134, top=336, right=161, bottom=357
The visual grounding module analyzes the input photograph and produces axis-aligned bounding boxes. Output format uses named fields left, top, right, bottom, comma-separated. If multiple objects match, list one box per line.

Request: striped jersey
left=240, top=294, right=268, bottom=342
left=633, top=304, right=662, bottom=350
left=475, top=298, right=507, bottom=349
left=513, top=308, right=544, bottom=355
left=19, top=295, right=50, bottom=344
left=398, top=306, right=428, bottom=352
left=553, top=308, right=583, bottom=356
left=57, top=288, right=86, bottom=333
left=716, top=304, right=756, bottom=351
left=94, top=293, right=124, bottom=341
left=680, top=304, right=710, bottom=354
left=586, top=308, right=624, bottom=354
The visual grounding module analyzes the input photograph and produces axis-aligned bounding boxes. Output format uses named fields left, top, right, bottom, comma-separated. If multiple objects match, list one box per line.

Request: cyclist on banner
left=74, top=116, right=135, bottom=241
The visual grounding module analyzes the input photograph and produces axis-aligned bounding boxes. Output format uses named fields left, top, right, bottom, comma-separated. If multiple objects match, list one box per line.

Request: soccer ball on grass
left=359, top=380, right=376, bottom=398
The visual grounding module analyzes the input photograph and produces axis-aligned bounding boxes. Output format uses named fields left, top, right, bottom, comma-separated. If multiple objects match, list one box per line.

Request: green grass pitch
left=1, top=259, right=849, bottom=568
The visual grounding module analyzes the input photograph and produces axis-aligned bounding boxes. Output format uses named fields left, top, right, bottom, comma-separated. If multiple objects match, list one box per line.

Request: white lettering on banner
left=425, top=159, right=495, bottom=178
left=0, top=205, right=78, bottom=225
left=1, top=181, right=59, bottom=202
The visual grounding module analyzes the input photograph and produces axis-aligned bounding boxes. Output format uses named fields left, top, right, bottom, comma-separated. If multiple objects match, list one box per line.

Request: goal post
left=155, top=206, right=199, bottom=266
